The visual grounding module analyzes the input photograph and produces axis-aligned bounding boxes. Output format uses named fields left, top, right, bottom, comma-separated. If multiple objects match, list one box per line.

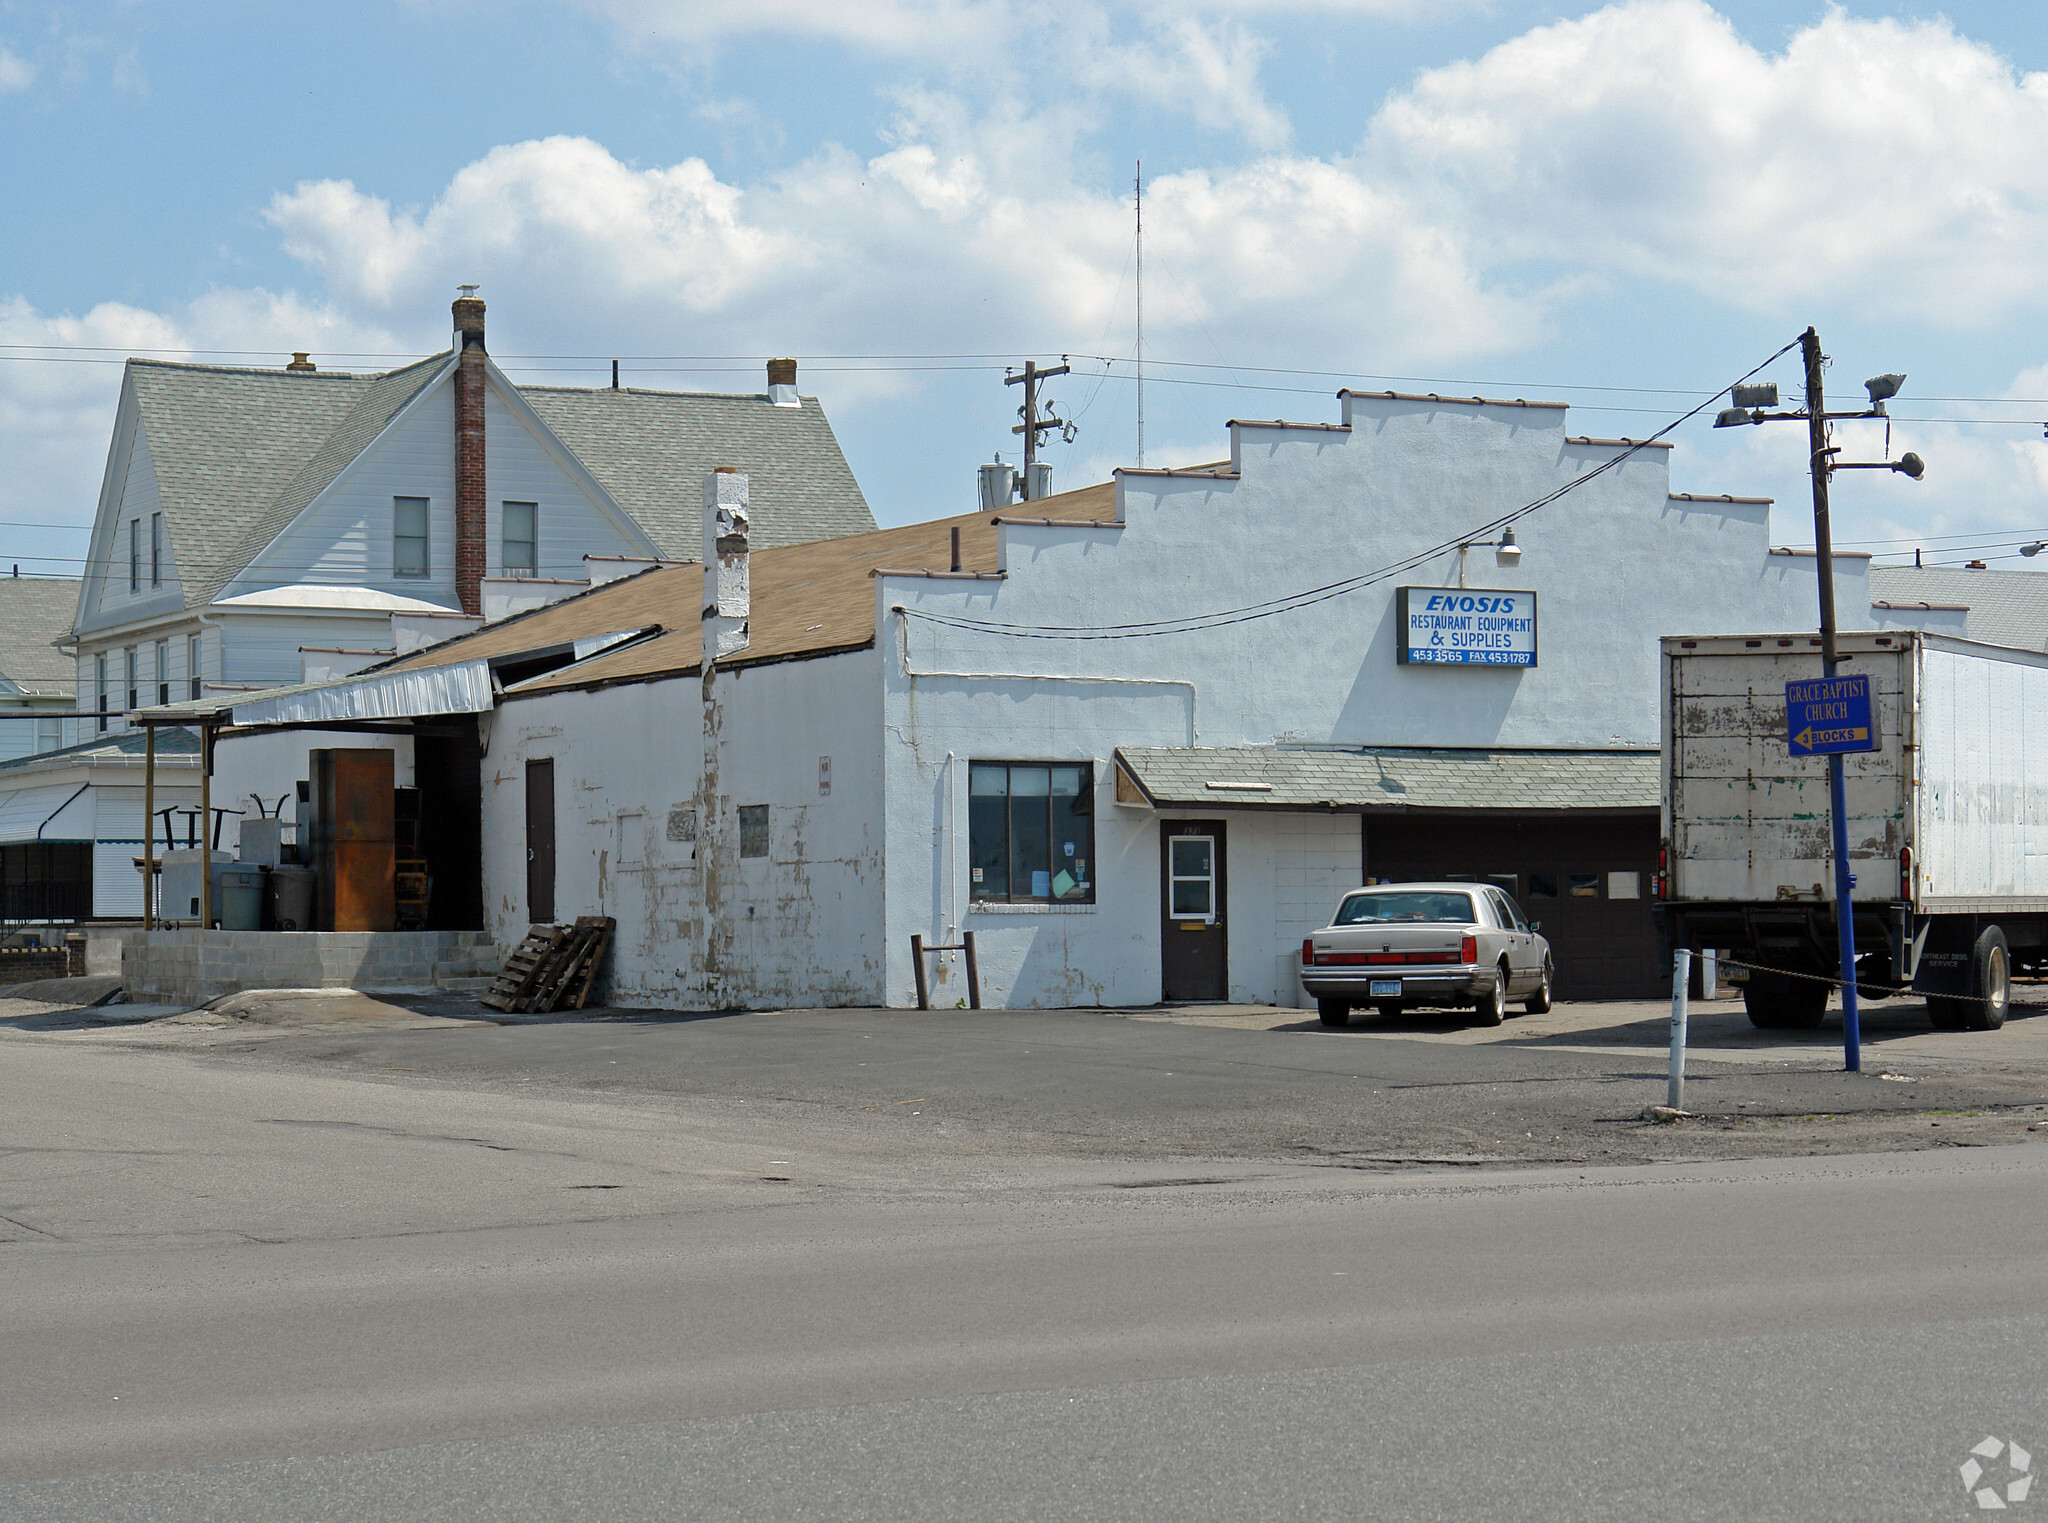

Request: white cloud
left=0, top=45, right=35, bottom=93
left=259, top=128, right=1530, bottom=385
left=1372, top=0, right=2048, bottom=324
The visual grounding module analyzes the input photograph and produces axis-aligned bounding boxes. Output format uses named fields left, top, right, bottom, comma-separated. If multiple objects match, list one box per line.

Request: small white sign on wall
left=1396, top=588, right=1538, bottom=667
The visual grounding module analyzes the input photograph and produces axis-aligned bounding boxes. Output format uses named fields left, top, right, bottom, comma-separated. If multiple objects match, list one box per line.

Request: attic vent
left=286, top=352, right=317, bottom=373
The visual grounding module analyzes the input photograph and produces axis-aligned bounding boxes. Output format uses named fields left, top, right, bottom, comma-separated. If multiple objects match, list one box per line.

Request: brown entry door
left=1161, top=821, right=1227, bottom=1001
left=526, top=758, right=556, bottom=923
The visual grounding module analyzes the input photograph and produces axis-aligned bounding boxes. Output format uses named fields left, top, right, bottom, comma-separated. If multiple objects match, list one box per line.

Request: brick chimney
left=766, top=358, right=799, bottom=408
left=702, top=468, right=750, bottom=665
left=453, top=288, right=487, bottom=617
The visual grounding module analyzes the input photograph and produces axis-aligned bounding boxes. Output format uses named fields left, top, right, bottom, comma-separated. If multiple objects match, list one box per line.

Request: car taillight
left=1899, top=845, right=1912, bottom=896
left=1461, top=934, right=1476, bottom=964
left=1657, top=842, right=1669, bottom=899
left=1301, top=938, right=1315, bottom=966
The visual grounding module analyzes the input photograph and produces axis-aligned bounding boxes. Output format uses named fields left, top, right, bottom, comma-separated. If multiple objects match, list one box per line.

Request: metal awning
left=1112, top=745, right=1660, bottom=814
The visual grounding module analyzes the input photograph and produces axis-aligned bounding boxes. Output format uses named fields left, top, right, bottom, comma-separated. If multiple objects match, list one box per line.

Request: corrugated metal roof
left=0, top=578, right=83, bottom=696
left=1869, top=565, right=2048, bottom=650
left=0, top=724, right=200, bottom=776
left=1114, top=745, right=1660, bottom=812
left=117, top=357, right=878, bottom=619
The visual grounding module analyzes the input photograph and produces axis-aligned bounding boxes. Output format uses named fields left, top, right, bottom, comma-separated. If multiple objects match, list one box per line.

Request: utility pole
left=1713, top=329, right=1922, bottom=1074
left=1801, top=326, right=1863, bottom=1070
left=1006, top=359, right=1071, bottom=501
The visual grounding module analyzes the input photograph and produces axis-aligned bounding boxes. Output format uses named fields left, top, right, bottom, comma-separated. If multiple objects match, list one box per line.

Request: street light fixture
left=1455, top=526, right=1522, bottom=584
left=2023, top=542, right=2045, bottom=558
left=1733, top=329, right=1924, bottom=1076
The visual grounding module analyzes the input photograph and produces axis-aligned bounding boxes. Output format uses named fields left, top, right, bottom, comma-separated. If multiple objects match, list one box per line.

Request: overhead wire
left=894, top=339, right=1803, bottom=642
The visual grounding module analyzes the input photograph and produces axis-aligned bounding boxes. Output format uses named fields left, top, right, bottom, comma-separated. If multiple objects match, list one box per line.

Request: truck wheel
left=1471, top=965, right=1507, bottom=1027
left=1926, top=997, right=1969, bottom=1031
left=1317, top=998, right=1351, bottom=1028
left=1743, top=970, right=1829, bottom=1030
left=1965, top=926, right=2011, bottom=1031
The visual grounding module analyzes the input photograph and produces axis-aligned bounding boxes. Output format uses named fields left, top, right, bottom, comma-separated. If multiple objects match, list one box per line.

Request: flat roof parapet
left=1339, top=388, right=1569, bottom=411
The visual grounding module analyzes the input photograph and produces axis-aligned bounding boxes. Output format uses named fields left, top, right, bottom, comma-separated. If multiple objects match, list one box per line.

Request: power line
left=897, top=339, right=1799, bottom=642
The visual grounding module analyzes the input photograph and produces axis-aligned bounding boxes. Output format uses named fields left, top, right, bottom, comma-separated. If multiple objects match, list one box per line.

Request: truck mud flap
left=1911, top=915, right=1975, bottom=997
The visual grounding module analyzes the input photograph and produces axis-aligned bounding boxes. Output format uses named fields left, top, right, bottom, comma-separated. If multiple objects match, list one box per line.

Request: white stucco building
left=165, top=385, right=1870, bottom=1004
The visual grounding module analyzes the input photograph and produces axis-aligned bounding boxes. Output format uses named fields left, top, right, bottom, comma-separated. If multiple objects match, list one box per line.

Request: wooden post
left=910, top=934, right=929, bottom=1010
left=963, top=930, right=981, bottom=1009
left=141, top=724, right=155, bottom=931
left=198, top=720, right=212, bottom=930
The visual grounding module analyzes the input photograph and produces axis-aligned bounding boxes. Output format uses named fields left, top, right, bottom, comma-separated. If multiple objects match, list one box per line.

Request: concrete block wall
left=127, top=929, right=498, bottom=1006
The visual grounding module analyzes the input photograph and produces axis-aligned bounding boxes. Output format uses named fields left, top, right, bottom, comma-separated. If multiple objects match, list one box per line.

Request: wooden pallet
left=478, top=916, right=615, bottom=1013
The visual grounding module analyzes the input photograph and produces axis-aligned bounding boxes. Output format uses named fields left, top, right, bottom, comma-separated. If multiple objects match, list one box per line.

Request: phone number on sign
left=1405, top=649, right=1534, bottom=666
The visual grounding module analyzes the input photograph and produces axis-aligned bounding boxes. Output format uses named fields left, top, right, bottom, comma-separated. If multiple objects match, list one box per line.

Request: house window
left=394, top=496, right=430, bottom=578
left=125, top=647, right=137, bottom=712
left=187, top=633, right=201, bottom=701
left=150, top=512, right=163, bottom=587
left=155, top=639, right=169, bottom=706
left=969, top=762, right=1094, bottom=902
left=36, top=716, right=63, bottom=753
left=503, top=501, right=538, bottom=577
left=738, top=804, right=769, bottom=859
left=96, top=654, right=107, bottom=732
left=128, top=519, right=139, bottom=593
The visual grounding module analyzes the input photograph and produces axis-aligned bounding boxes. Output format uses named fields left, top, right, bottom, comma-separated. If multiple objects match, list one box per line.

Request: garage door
left=1364, top=814, right=1660, bottom=1000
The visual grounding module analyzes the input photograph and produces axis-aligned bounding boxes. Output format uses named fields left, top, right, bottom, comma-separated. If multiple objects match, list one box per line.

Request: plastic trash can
left=267, top=864, right=316, bottom=931
left=216, top=864, right=266, bottom=932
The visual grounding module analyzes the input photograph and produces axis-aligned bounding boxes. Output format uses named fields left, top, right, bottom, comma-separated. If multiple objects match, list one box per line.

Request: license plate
left=1369, top=979, right=1403, bottom=997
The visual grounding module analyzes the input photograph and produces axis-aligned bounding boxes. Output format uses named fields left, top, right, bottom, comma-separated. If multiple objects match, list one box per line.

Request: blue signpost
left=1787, top=670, right=1875, bottom=1070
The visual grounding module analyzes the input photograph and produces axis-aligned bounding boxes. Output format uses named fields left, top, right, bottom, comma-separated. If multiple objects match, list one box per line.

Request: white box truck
left=1660, top=630, right=2048, bottom=1032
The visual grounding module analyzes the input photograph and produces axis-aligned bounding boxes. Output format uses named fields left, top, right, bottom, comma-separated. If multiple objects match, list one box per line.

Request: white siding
left=235, top=372, right=646, bottom=604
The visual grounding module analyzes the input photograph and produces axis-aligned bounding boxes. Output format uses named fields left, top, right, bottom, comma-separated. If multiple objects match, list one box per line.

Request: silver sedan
left=1299, top=882, right=1553, bottom=1028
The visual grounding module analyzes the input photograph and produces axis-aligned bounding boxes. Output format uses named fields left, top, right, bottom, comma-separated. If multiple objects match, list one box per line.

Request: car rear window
left=1335, top=891, right=1478, bottom=925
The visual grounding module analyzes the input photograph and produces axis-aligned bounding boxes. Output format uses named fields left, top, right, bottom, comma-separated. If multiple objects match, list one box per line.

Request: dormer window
left=503, top=501, right=538, bottom=578
left=394, top=497, right=430, bottom=579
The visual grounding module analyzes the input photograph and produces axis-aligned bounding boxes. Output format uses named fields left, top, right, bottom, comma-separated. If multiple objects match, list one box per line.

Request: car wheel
left=1317, top=998, right=1351, bottom=1028
left=1522, top=957, right=1553, bottom=1016
left=1472, top=965, right=1507, bottom=1027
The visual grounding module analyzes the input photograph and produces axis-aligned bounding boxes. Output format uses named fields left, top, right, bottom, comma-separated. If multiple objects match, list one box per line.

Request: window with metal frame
left=968, top=762, right=1094, bottom=903
left=738, top=804, right=769, bottom=858
left=128, top=519, right=139, bottom=593
left=155, top=639, right=169, bottom=706
left=1167, top=833, right=1216, bottom=921
left=187, top=633, right=201, bottom=701
left=125, top=647, right=137, bottom=711
left=96, top=654, right=108, bottom=732
left=503, top=501, right=538, bottom=578
left=150, top=512, right=163, bottom=588
left=393, top=496, right=430, bottom=578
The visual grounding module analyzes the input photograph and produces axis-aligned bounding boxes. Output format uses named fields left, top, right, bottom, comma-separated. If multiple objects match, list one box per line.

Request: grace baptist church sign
left=1395, top=587, right=1539, bottom=667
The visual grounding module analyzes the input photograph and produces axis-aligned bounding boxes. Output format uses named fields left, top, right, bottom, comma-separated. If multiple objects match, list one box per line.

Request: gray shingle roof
left=1115, top=746, right=1660, bottom=812
left=521, top=386, right=874, bottom=555
left=1869, top=565, right=2048, bottom=651
left=117, top=358, right=877, bottom=621
left=129, top=359, right=406, bottom=610
left=0, top=578, right=84, bottom=696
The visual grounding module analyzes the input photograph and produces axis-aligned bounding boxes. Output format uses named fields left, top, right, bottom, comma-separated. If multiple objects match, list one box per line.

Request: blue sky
left=5, top=0, right=2048, bottom=579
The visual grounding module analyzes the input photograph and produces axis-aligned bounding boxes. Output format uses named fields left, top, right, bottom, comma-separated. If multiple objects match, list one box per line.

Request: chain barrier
left=1704, top=953, right=2047, bottom=1008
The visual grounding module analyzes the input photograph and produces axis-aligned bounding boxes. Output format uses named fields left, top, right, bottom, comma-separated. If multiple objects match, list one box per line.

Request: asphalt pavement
left=3, top=988, right=2047, bottom=1519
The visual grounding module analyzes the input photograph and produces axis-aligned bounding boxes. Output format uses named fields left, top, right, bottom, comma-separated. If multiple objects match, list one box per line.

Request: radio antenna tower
left=1135, top=160, right=1145, bottom=468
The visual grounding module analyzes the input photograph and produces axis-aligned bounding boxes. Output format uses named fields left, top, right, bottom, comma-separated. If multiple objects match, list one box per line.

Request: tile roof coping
left=1114, top=465, right=1240, bottom=479
left=1671, top=492, right=1774, bottom=504
left=1873, top=600, right=1971, bottom=611
left=1771, top=547, right=1874, bottom=560
left=991, top=517, right=1123, bottom=528
left=1566, top=435, right=1675, bottom=449
left=1225, top=419, right=1351, bottom=432
left=869, top=568, right=1005, bottom=581
left=1339, top=388, right=1570, bottom=410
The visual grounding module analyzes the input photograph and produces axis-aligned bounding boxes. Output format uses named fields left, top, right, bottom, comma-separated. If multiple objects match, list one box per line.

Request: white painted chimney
left=702, top=468, right=750, bottom=665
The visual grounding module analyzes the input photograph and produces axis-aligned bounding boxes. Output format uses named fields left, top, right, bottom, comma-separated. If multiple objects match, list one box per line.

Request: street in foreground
left=2, top=988, right=2046, bottom=1519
